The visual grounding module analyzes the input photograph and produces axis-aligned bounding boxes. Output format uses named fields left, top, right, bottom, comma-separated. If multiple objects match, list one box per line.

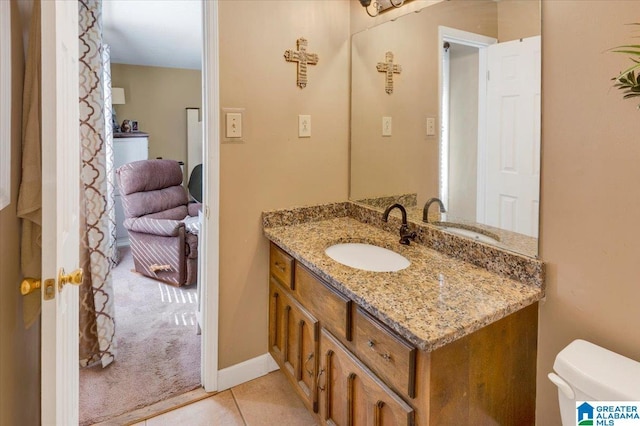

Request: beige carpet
left=79, top=247, right=201, bottom=425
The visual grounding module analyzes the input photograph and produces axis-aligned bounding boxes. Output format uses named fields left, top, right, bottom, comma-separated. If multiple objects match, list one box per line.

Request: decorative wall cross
left=284, top=37, right=319, bottom=89
left=377, top=51, right=402, bottom=94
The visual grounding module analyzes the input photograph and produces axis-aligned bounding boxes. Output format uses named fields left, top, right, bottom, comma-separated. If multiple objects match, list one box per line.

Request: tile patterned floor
left=133, top=370, right=317, bottom=425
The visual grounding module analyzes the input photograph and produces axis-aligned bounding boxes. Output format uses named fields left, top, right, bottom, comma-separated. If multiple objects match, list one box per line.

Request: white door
left=186, top=107, right=203, bottom=179
left=483, top=36, right=541, bottom=237
left=40, top=1, right=81, bottom=424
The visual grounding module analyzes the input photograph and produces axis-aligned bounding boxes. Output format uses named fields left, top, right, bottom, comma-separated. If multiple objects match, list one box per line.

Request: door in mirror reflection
left=444, top=35, right=541, bottom=239
left=484, top=36, right=541, bottom=238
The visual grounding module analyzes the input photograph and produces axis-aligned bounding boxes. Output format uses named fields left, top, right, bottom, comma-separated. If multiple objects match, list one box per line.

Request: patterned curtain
left=79, top=0, right=117, bottom=368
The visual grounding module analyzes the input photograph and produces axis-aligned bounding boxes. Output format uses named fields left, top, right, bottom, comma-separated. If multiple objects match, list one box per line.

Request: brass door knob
left=20, top=278, right=41, bottom=296
left=58, top=268, right=83, bottom=290
left=20, top=269, right=82, bottom=300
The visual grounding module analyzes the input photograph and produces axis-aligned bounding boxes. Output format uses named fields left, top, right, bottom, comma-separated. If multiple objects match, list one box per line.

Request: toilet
left=548, top=339, right=640, bottom=425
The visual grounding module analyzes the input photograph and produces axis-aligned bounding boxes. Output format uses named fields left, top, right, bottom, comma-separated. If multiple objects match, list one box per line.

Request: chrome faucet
left=422, top=197, right=446, bottom=223
left=383, top=203, right=417, bottom=245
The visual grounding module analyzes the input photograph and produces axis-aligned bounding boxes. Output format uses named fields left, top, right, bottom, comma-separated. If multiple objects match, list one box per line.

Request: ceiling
left=102, top=0, right=203, bottom=70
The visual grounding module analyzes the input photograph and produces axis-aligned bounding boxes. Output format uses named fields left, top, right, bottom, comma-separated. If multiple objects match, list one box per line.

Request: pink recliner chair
left=116, top=159, right=201, bottom=287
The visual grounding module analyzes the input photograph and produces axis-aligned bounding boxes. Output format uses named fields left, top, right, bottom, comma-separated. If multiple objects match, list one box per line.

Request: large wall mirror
left=350, top=0, right=541, bottom=257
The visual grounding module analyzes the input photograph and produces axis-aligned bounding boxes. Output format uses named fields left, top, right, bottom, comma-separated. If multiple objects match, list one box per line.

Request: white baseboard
left=216, top=353, right=279, bottom=392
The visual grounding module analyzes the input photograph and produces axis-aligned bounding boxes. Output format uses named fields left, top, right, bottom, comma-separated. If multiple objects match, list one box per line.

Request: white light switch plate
left=221, top=108, right=245, bottom=143
left=299, top=115, right=311, bottom=138
left=426, top=117, right=436, bottom=136
left=382, top=116, right=392, bottom=137
left=226, top=112, right=242, bottom=138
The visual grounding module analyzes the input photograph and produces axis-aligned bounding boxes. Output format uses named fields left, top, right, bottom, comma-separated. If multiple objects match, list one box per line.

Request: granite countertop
left=264, top=216, right=543, bottom=352
left=354, top=195, right=538, bottom=258
left=404, top=206, right=538, bottom=258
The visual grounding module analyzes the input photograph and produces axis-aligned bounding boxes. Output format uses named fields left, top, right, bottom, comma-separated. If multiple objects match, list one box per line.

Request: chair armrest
left=123, top=217, right=184, bottom=237
left=188, top=202, right=202, bottom=217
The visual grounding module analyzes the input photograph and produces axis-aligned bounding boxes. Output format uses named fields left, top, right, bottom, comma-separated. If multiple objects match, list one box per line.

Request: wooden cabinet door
left=269, top=278, right=286, bottom=366
left=269, top=279, right=319, bottom=413
left=318, top=329, right=415, bottom=426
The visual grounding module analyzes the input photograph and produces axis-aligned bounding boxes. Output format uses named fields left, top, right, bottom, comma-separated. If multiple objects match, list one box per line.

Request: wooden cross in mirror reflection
left=284, top=38, right=319, bottom=89
left=377, top=51, right=402, bottom=94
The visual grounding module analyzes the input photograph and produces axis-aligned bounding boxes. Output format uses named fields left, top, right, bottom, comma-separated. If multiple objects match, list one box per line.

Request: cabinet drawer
left=270, top=243, right=294, bottom=289
left=294, top=264, right=352, bottom=341
left=353, top=306, right=417, bottom=398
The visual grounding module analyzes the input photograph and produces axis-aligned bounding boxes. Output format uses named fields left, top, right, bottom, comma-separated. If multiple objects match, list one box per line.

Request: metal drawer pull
left=317, top=368, right=326, bottom=391
left=304, top=352, right=314, bottom=377
left=367, top=339, right=392, bottom=362
left=274, top=261, right=287, bottom=272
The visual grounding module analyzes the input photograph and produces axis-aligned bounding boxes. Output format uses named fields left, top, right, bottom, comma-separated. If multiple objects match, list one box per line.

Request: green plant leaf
left=615, top=63, right=640, bottom=80
left=611, top=44, right=640, bottom=49
left=610, top=24, right=640, bottom=108
left=611, top=50, right=640, bottom=56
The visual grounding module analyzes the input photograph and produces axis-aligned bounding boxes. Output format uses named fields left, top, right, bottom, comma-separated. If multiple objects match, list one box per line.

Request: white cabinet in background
left=114, top=132, right=148, bottom=247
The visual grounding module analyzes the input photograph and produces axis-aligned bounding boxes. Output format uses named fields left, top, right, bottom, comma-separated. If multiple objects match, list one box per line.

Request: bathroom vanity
left=263, top=202, right=544, bottom=425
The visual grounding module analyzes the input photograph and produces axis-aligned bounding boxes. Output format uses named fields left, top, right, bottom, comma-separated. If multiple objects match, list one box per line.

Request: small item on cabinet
left=121, top=119, right=131, bottom=132
left=131, top=120, right=138, bottom=132
left=111, top=112, right=120, bottom=132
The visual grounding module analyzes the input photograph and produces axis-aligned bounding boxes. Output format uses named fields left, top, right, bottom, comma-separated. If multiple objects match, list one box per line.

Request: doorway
left=439, top=26, right=541, bottom=235
left=78, top=1, right=218, bottom=424
left=438, top=26, right=495, bottom=224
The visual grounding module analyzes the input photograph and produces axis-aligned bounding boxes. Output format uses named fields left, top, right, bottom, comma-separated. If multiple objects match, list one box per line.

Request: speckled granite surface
left=355, top=193, right=418, bottom=209
left=263, top=201, right=544, bottom=287
left=357, top=197, right=538, bottom=258
left=347, top=202, right=544, bottom=287
left=262, top=202, right=350, bottom=228
left=263, top=217, right=543, bottom=352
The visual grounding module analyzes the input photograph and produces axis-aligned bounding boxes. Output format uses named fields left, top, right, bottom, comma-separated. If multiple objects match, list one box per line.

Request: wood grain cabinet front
left=294, top=264, right=352, bottom=342
left=270, top=243, right=294, bottom=289
left=267, top=242, right=538, bottom=426
left=353, top=306, right=417, bottom=399
left=269, top=279, right=319, bottom=413
left=318, top=329, right=415, bottom=426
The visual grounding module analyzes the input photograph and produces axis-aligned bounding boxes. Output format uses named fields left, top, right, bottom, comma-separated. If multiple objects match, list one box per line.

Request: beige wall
left=537, top=1, right=640, bottom=424
left=497, top=0, right=540, bottom=42
left=110, top=64, right=201, bottom=162
left=0, top=3, right=40, bottom=424
left=218, top=0, right=350, bottom=368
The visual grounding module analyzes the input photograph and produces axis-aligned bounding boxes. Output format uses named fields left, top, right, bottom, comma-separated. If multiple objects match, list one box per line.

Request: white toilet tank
left=548, top=339, right=640, bottom=426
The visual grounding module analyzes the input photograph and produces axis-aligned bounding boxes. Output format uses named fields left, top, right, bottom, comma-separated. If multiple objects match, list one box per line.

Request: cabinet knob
left=367, top=339, right=392, bottom=362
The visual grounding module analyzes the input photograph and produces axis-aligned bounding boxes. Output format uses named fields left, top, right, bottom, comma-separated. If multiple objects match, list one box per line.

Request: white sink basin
left=441, top=227, right=499, bottom=244
left=325, top=243, right=410, bottom=272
